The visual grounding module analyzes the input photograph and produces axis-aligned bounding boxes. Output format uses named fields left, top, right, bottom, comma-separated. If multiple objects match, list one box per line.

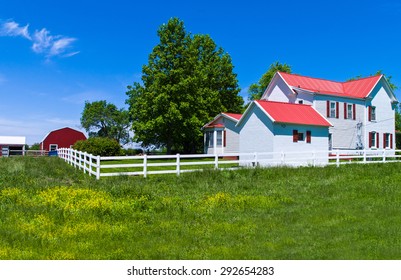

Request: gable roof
left=40, top=127, right=86, bottom=143
left=222, top=113, right=242, bottom=121
left=278, top=72, right=385, bottom=99
left=248, top=100, right=332, bottom=127
left=202, top=112, right=243, bottom=129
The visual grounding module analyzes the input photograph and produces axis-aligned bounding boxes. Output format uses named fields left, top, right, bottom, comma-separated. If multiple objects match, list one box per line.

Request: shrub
left=396, top=132, right=401, bottom=149
left=73, top=137, right=122, bottom=156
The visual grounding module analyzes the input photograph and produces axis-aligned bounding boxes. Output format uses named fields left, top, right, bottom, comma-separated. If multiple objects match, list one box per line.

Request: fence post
left=143, top=154, right=148, bottom=178
left=336, top=150, right=340, bottom=167
left=312, top=151, right=316, bottom=167
left=253, top=152, right=258, bottom=167
left=96, top=155, right=101, bottom=180
left=214, top=154, right=219, bottom=169
left=383, top=149, right=386, bottom=163
left=363, top=149, right=367, bottom=163
left=281, top=151, right=285, bottom=165
left=83, top=152, right=87, bottom=174
left=176, top=153, right=180, bottom=176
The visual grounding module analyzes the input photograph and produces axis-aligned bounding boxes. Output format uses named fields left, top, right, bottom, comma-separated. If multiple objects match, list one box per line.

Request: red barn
left=40, top=127, right=87, bottom=151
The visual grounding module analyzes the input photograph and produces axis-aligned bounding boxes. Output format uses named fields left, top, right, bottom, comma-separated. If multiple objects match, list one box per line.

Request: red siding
left=41, top=127, right=87, bottom=151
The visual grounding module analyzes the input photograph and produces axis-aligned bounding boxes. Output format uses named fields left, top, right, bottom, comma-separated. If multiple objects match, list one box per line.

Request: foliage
left=80, top=100, right=131, bottom=145
left=72, top=137, right=122, bottom=156
left=248, top=61, right=292, bottom=101
left=396, top=132, right=401, bottom=149
left=29, top=143, right=41, bottom=150
left=2, top=157, right=401, bottom=259
left=126, top=18, right=243, bottom=154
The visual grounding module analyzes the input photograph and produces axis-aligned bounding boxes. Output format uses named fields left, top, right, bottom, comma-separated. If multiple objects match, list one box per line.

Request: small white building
left=0, top=136, right=26, bottom=157
left=237, top=100, right=332, bottom=166
left=202, top=113, right=242, bottom=154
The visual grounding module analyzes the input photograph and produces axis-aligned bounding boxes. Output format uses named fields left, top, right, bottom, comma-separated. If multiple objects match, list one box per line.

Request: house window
left=347, top=104, right=353, bottom=119
left=327, top=101, right=339, bottom=118
left=369, top=132, right=379, bottom=148
left=208, top=131, right=214, bottom=148
left=330, top=102, right=336, bottom=118
left=369, top=106, right=376, bottom=121
left=298, top=132, right=304, bottom=141
left=49, top=144, right=58, bottom=151
left=216, top=131, right=223, bottom=147
left=293, top=130, right=306, bottom=143
left=383, top=133, right=393, bottom=149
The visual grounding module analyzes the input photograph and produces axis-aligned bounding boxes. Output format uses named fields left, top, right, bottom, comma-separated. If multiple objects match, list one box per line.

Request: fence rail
left=57, top=148, right=401, bottom=180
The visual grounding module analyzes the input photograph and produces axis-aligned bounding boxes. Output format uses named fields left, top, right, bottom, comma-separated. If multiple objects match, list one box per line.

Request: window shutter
left=306, top=131, right=311, bottom=143
left=383, top=133, right=386, bottom=149
left=369, top=132, right=372, bottom=148
left=336, top=102, right=339, bottom=118
left=293, top=130, right=298, bottom=143
left=376, top=133, right=379, bottom=148
left=223, top=130, right=226, bottom=147
left=344, top=103, right=347, bottom=119
left=353, top=104, right=356, bottom=120
left=368, top=106, right=372, bottom=121
left=326, top=101, right=330, bottom=117
left=391, top=134, right=393, bottom=149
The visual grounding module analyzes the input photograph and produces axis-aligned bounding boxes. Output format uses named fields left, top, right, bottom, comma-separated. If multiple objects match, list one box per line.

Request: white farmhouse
left=237, top=100, right=331, bottom=166
left=262, top=72, right=398, bottom=150
left=202, top=113, right=242, bottom=154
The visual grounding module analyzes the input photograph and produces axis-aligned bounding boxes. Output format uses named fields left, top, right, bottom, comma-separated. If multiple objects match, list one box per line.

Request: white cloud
left=32, top=28, right=77, bottom=58
left=0, top=20, right=31, bottom=39
left=0, top=20, right=78, bottom=59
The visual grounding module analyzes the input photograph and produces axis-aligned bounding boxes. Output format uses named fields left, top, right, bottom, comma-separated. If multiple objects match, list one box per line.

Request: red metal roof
left=279, top=72, right=381, bottom=99
left=255, top=100, right=331, bottom=127
left=222, top=113, right=242, bottom=121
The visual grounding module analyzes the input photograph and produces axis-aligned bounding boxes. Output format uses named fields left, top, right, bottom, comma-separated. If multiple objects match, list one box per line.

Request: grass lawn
left=1, top=156, right=401, bottom=259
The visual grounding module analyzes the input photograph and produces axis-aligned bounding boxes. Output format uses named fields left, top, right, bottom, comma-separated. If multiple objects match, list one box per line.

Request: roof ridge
left=279, top=71, right=381, bottom=85
left=342, top=74, right=382, bottom=84
left=278, top=71, right=343, bottom=84
left=256, top=99, right=311, bottom=107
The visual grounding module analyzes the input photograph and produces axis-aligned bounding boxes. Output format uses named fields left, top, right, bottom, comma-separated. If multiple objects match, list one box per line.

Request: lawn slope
left=1, top=156, right=401, bottom=259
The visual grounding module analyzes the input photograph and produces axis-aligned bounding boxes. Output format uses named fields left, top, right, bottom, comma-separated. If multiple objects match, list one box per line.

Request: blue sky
left=1, top=0, right=401, bottom=145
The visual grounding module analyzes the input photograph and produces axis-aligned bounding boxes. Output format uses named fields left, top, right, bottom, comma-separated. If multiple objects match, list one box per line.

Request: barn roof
left=253, top=100, right=332, bottom=127
left=40, top=127, right=86, bottom=143
left=278, top=72, right=383, bottom=99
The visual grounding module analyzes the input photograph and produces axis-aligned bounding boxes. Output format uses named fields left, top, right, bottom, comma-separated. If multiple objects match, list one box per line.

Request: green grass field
left=1, top=156, right=401, bottom=260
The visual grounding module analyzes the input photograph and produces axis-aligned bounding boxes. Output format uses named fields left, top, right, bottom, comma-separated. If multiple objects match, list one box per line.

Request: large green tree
left=80, top=100, right=131, bottom=145
left=126, top=18, right=243, bottom=154
left=248, top=61, right=292, bottom=101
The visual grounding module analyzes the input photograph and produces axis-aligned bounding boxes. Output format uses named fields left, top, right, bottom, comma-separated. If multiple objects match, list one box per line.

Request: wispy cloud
left=0, top=19, right=78, bottom=59
left=0, top=20, right=30, bottom=39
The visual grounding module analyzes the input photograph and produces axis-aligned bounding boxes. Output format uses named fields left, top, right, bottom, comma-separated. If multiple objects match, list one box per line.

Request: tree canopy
left=80, top=100, right=131, bottom=145
left=126, top=18, right=243, bottom=154
left=248, top=61, right=291, bottom=101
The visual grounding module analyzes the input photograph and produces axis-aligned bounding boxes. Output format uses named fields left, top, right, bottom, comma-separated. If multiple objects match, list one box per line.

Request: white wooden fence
left=57, top=148, right=401, bottom=180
